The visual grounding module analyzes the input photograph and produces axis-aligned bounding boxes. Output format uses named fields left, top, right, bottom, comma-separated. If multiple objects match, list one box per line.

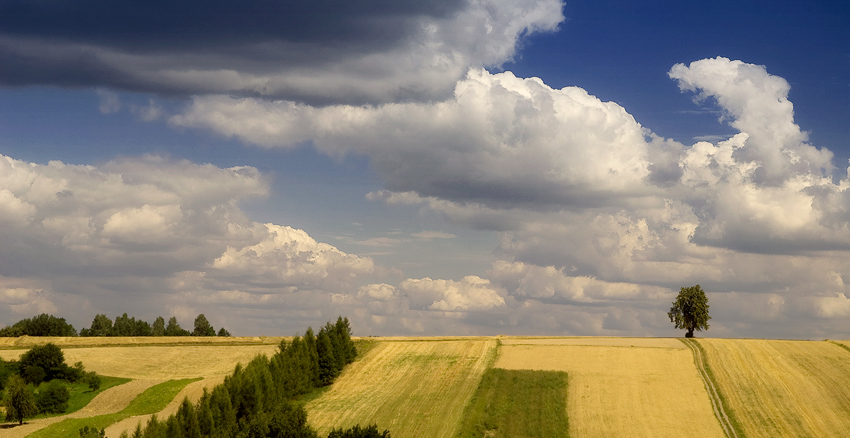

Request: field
left=494, top=337, right=725, bottom=438
left=305, top=339, right=497, bottom=438
left=0, top=343, right=282, bottom=379
left=455, top=368, right=569, bottom=438
left=2, top=336, right=850, bottom=438
left=0, top=338, right=283, bottom=437
left=697, top=339, right=850, bottom=437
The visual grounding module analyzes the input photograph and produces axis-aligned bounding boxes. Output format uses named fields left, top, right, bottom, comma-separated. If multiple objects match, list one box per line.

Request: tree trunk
left=686, top=328, right=694, bottom=338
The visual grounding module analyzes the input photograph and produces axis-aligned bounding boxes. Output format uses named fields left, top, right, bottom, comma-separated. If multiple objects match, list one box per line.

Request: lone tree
left=3, top=374, right=38, bottom=424
left=668, top=284, right=711, bottom=338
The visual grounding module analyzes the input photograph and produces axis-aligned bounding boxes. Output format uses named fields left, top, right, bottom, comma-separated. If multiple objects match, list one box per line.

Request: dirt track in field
left=0, top=379, right=162, bottom=438
left=104, top=376, right=226, bottom=438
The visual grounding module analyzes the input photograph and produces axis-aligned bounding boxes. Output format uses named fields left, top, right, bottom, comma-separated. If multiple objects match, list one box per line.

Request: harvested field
left=0, top=344, right=281, bottom=379
left=495, top=342, right=724, bottom=438
left=499, top=337, right=684, bottom=349
left=306, top=339, right=497, bottom=438
left=697, top=339, right=850, bottom=437
left=0, top=336, right=287, bottom=349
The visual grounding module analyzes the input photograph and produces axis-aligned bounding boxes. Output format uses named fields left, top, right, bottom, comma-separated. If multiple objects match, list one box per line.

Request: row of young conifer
left=102, top=316, right=388, bottom=438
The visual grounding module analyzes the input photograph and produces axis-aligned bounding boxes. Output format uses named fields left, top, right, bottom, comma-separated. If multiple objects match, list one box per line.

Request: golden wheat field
left=697, top=339, right=850, bottom=438
left=5, top=336, right=850, bottom=438
left=0, top=336, right=287, bottom=348
left=494, top=338, right=726, bottom=438
left=0, top=344, right=282, bottom=379
left=305, top=338, right=497, bottom=438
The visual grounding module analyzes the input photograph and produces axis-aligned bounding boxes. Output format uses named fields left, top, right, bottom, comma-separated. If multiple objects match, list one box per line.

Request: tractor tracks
left=681, top=338, right=740, bottom=438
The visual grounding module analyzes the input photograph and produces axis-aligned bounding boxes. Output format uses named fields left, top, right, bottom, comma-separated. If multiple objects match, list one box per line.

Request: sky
left=1, top=0, right=849, bottom=339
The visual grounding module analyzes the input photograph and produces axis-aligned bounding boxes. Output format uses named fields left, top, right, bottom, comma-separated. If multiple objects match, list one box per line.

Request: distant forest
left=0, top=313, right=231, bottom=337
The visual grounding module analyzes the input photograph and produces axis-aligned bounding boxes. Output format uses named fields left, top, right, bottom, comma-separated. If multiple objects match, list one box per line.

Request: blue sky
left=0, top=1, right=848, bottom=338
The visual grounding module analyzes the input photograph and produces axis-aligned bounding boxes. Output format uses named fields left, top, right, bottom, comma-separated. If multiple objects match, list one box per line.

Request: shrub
left=78, top=425, right=106, bottom=437
left=327, top=424, right=391, bottom=438
left=23, top=365, right=46, bottom=385
left=85, top=372, right=102, bottom=391
left=37, top=379, right=71, bottom=414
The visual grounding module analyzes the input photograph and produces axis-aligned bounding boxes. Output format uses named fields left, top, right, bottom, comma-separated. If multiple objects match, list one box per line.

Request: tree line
left=0, top=313, right=231, bottom=337
left=107, top=316, right=388, bottom=438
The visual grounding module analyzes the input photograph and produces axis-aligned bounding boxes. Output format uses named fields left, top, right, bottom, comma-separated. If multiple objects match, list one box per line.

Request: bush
left=37, top=379, right=71, bottom=414
left=327, top=424, right=391, bottom=438
left=85, top=372, right=102, bottom=391
left=78, top=425, right=106, bottom=437
left=19, top=343, right=79, bottom=383
left=23, top=365, right=46, bottom=385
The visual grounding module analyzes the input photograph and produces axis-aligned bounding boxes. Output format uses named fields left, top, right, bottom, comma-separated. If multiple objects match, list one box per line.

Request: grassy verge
left=33, top=376, right=131, bottom=420
left=828, top=340, right=850, bottom=355
left=689, top=339, right=746, bottom=438
left=28, top=378, right=200, bottom=438
left=455, top=368, right=569, bottom=438
left=353, top=338, right=378, bottom=359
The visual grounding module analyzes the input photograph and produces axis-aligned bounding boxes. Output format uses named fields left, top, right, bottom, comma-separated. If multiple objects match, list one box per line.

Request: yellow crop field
left=305, top=338, right=497, bottom=438
left=0, top=344, right=281, bottom=379
left=499, top=336, right=684, bottom=349
left=494, top=339, right=725, bottom=438
left=697, top=339, right=850, bottom=437
left=0, top=336, right=287, bottom=349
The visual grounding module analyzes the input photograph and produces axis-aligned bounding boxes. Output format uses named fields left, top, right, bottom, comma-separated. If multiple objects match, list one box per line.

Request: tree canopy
left=193, top=314, right=216, bottom=336
left=668, top=284, right=711, bottom=338
left=3, top=374, right=38, bottom=424
left=0, top=314, right=77, bottom=337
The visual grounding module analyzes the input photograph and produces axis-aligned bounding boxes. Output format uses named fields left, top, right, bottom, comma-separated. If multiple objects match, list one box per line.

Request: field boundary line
left=827, top=340, right=850, bottom=355
left=681, top=338, right=740, bottom=438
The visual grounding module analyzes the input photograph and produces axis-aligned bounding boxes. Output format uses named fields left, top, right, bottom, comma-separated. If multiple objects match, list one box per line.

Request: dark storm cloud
left=0, top=0, right=565, bottom=103
left=0, top=0, right=461, bottom=49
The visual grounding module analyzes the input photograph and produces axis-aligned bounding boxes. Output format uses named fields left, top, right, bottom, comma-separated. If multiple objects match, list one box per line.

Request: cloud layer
left=169, top=57, right=850, bottom=338
left=0, top=0, right=562, bottom=105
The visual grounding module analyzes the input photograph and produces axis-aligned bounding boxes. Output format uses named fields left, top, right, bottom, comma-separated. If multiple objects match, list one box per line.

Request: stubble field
left=2, top=336, right=850, bottom=438
left=495, top=337, right=725, bottom=438
left=697, top=338, right=850, bottom=437
left=305, top=339, right=498, bottom=438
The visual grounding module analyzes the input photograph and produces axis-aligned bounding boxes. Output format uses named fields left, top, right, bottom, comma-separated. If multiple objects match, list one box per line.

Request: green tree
left=193, top=314, right=215, bottom=337
left=316, top=328, right=338, bottom=385
left=0, top=314, right=76, bottom=337
left=164, top=317, right=189, bottom=336
left=85, top=371, right=102, bottom=391
left=217, top=327, right=231, bottom=337
left=113, top=313, right=133, bottom=336
left=78, top=425, right=106, bottom=437
left=19, top=343, right=71, bottom=383
left=152, top=316, right=166, bottom=336
left=3, top=374, right=38, bottom=424
left=86, top=314, right=113, bottom=337
left=36, top=379, right=70, bottom=414
left=668, top=284, right=711, bottom=338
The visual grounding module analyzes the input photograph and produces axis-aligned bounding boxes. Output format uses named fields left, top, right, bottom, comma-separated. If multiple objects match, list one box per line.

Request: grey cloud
left=0, top=0, right=563, bottom=105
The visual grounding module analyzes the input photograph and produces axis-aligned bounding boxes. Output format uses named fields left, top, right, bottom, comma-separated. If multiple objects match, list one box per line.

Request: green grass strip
left=455, top=368, right=569, bottom=438
left=33, top=376, right=131, bottom=420
left=828, top=340, right=850, bottom=355
left=685, top=339, right=746, bottom=438
left=28, top=377, right=201, bottom=438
